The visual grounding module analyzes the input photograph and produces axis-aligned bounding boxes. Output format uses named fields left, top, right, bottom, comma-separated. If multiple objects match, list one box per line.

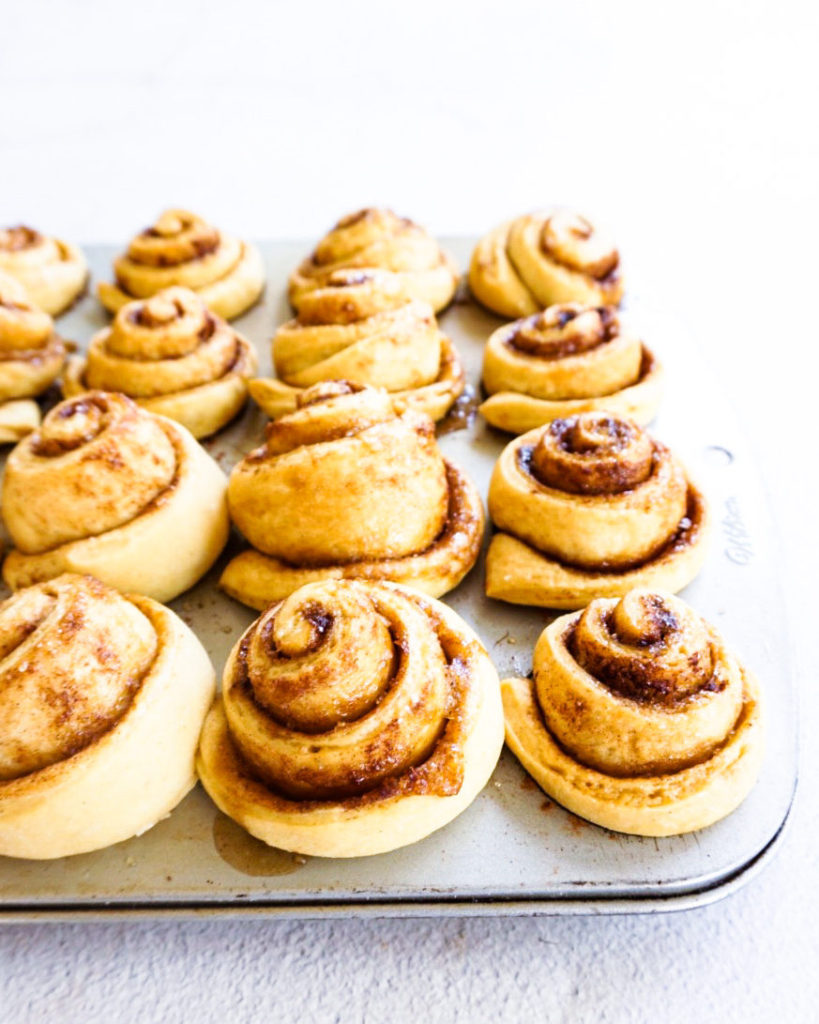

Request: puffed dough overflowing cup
left=97, top=209, right=265, bottom=321
left=250, top=268, right=464, bottom=422
left=197, top=579, right=504, bottom=857
left=0, top=271, right=68, bottom=443
left=64, top=286, right=257, bottom=439
left=502, top=589, right=764, bottom=836
left=221, top=381, right=484, bottom=610
left=469, top=209, right=624, bottom=319
left=486, top=411, right=709, bottom=609
left=0, top=224, right=87, bottom=316
left=479, top=303, right=662, bottom=435
left=1, top=391, right=229, bottom=602
left=0, top=574, right=216, bottom=859
left=289, top=208, right=458, bottom=314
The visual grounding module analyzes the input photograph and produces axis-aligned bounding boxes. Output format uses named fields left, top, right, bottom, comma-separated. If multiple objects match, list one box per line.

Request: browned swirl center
left=540, top=211, right=619, bottom=279
left=127, top=210, right=220, bottom=267
left=528, top=412, right=653, bottom=494
left=570, top=590, right=716, bottom=704
left=110, top=287, right=214, bottom=359
left=0, top=225, right=42, bottom=252
left=295, top=268, right=408, bottom=325
left=32, top=396, right=107, bottom=455
left=225, top=581, right=453, bottom=800
left=508, top=304, right=617, bottom=359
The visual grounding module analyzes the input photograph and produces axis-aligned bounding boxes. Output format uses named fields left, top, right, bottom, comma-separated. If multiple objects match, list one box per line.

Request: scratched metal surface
left=0, top=240, right=796, bottom=917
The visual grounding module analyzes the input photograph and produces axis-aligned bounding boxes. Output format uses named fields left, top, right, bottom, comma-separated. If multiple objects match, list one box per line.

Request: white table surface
left=1, top=1, right=818, bottom=1021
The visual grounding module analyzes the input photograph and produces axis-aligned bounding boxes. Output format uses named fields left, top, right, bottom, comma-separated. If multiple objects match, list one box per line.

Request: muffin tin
left=0, top=240, right=796, bottom=919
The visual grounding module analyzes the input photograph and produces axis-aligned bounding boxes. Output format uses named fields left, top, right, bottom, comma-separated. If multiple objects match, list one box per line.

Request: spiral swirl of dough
left=0, top=574, right=215, bottom=858
left=480, top=303, right=663, bottom=434
left=64, top=286, right=257, bottom=438
left=469, top=209, right=623, bottom=318
left=486, top=412, right=709, bottom=608
left=289, top=208, right=458, bottom=314
left=501, top=589, right=764, bottom=836
left=221, top=381, right=484, bottom=610
left=2, top=392, right=229, bottom=602
left=196, top=579, right=503, bottom=856
left=250, top=269, right=464, bottom=421
left=0, top=225, right=87, bottom=316
left=0, top=272, right=67, bottom=442
left=97, top=209, right=265, bottom=320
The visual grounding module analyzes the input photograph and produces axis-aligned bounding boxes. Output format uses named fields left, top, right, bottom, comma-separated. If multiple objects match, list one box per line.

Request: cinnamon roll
left=0, top=574, right=216, bottom=859
left=64, top=286, right=257, bottom=438
left=221, top=381, right=484, bottom=610
left=480, top=303, right=662, bottom=434
left=502, top=589, right=764, bottom=836
left=0, top=225, right=87, bottom=316
left=0, top=272, right=67, bottom=442
left=197, top=579, right=503, bottom=857
left=250, top=269, right=464, bottom=422
left=2, top=392, right=229, bottom=602
left=289, top=208, right=458, bottom=314
left=486, top=412, right=709, bottom=609
left=469, top=209, right=623, bottom=318
left=97, top=209, right=264, bottom=320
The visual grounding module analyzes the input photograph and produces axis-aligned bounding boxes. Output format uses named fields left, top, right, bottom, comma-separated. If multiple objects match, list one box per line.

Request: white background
left=2, top=1, right=818, bottom=1021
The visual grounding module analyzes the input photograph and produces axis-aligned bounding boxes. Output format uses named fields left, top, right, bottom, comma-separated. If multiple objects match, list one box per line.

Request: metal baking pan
left=0, top=240, right=797, bottom=919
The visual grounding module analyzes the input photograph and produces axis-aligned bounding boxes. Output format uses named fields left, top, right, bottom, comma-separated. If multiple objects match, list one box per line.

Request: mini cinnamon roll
left=98, top=209, right=264, bottom=320
left=64, top=286, right=257, bottom=438
left=0, top=272, right=67, bottom=442
left=221, top=381, right=484, bottom=610
left=0, top=225, right=87, bottom=316
left=469, top=209, right=623, bottom=318
left=479, top=303, right=662, bottom=433
left=289, top=208, right=458, bottom=314
left=2, top=392, right=229, bottom=602
left=0, top=574, right=215, bottom=859
left=250, top=269, right=464, bottom=422
left=502, top=589, right=764, bottom=835
left=486, top=412, right=709, bottom=608
left=197, top=579, right=503, bottom=856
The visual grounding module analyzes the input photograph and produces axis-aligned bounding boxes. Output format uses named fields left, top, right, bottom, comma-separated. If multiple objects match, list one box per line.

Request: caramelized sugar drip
left=530, top=412, right=654, bottom=494
left=571, top=589, right=716, bottom=704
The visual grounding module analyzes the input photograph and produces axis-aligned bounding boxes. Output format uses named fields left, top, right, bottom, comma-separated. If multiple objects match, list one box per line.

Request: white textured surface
left=1, top=1, right=818, bottom=1021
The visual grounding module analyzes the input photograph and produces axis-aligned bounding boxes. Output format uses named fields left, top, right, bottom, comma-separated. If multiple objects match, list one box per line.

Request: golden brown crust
left=0, top=574, right=216, bottom=859
left=469, top=209, right=623, bottom=318
left=97, top=209, right=264, bottom=320
left=486, top=413, right=709, bottom=608
left=2, top=392, right=229, bottom=602
left=250, top=269, right=463, bottom=422
left=289, top=209, right=458, bottom=314
left=0, top=226, right=87, bottom=316
left=480, top=304, right=662, bottom=434
left=196, top=580, right=504, bottom=857
left=221, top=383, right=484, bottom=609
left=63, top=286, right=257, bottom=438
left=0, top=272, right=67, bottom=440
left=502, top=590, right=765, bottom=836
